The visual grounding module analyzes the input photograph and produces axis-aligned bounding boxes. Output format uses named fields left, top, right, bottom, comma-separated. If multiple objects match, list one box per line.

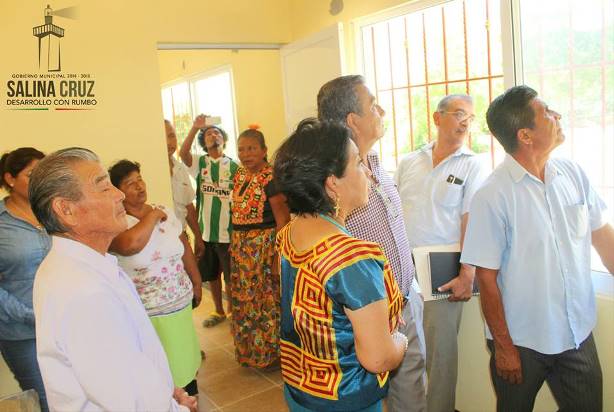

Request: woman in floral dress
left=230, top=127, right=290, bottom=368
left=108, top=160, right=202, bottom=395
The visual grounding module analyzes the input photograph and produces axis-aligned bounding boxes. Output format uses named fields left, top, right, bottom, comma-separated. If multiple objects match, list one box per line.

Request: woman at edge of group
left=230, top=125, right=291, bottom=369
left=0, top=147, right=49, bottom=411
left=273, top=119, right=408, bottom=412
left=108, top=160, right=202, bottom=396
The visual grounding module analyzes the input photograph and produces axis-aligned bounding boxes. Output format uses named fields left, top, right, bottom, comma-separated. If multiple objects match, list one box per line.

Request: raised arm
left=345, top=300, right=406, bottom=374
left=109, top=208, right=167, bottom=256
left=179, top=115, right=207, bottom=167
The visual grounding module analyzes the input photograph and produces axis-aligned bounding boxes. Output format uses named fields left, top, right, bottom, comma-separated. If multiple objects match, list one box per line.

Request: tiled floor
left=192, top=295, right=288, bottom=412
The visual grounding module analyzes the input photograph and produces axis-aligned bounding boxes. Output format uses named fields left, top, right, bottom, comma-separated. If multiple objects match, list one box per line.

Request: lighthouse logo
left=3, top=4, right=98, bottom=111
left=32, top=5, right=77, bottom=72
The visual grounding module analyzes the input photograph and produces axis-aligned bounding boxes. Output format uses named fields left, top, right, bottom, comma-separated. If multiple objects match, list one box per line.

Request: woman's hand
left=192, top=287, right=202, bottom=308
left=150, top=207, right=167, bottom=223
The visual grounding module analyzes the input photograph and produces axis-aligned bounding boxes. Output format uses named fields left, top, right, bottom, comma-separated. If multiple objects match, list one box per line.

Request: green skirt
left=150, top=304, right=201, bottom=387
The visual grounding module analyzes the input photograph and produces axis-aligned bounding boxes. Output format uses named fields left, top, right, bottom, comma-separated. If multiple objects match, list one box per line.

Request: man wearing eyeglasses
left=395, top=94, right=489, bottom=412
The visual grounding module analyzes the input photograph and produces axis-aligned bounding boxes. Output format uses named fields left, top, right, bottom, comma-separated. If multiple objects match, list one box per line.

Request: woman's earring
left=334, top=196, right=341, bottom=218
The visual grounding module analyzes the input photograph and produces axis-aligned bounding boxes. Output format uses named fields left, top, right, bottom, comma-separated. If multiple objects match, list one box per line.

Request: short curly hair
left=197, top=126, right=228, bottom=153
left=273, top=118, right=352, bottom=215
left=108, top=159, right=141, bottom=188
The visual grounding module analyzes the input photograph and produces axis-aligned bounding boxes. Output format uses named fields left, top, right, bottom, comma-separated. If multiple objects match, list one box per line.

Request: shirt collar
left=503, top=154, right=563, bottom=184
left=366, top=150, right=382, bottom=171
left=0, top=199, right=7, bottom=215
left=421, top=141, right=475, bottom=157
left=51, top=236, right=122, bottom=282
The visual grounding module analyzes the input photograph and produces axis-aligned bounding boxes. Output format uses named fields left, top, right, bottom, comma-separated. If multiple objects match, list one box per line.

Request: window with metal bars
left=161, top=68, right=238, bottom=159
left=519, top=0, right=614, bottom=272
left=359, top=0, right=505, bottom=173
left=357, top=0, right=613, bottom=272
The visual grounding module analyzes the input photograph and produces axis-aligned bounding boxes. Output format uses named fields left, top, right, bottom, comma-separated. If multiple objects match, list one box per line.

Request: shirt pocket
left=435, top=180, right=463, bottom=208
left=564, top=202, right=588, bottom=239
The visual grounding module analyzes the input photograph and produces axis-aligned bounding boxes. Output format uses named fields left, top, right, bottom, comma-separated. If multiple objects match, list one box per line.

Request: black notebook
left=428, top=251, right=479, bottom=299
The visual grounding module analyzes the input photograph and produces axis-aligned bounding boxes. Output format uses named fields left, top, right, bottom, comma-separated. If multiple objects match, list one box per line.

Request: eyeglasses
left=440, top=111, right=476, bottom=123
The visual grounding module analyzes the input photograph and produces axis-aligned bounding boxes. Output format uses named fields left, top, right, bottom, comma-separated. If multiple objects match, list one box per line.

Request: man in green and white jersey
left=180, top=114, right=239, bottom=327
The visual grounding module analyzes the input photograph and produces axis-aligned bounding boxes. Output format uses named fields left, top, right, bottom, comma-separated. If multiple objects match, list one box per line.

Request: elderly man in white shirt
left=29, top=147, right=197, bottom=412
left=395, top=94, right=488, bottom=412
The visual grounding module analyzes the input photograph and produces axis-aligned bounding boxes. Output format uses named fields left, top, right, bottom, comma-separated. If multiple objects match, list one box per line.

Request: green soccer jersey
left=194, top=154, right=239, bottom=243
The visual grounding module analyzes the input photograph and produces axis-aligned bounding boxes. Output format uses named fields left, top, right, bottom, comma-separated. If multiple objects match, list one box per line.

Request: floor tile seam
left=215, top=384, right=282, bottom=409
left=254, top=368, right=283, bottom=386
left=199, top=392, right=222, bottom=411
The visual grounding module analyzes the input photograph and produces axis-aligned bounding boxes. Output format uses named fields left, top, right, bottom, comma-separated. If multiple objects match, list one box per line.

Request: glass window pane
left=465, top=0, right=489, bottom=78
left=168, top=82, right=193, bottom=152
left=193, top=70, right=237, bottom=158
left=520, top=0, right=614, bottom=272
left=407, top=14, right=426, bottom=85
left=445, top=1, right=468, bottom=81
left=389, top=16, right=409, bottom=88
left=393, top=89, right=411, bottom=159
left=424, top=5, right=445, bottom=83
left=378, top=90, right=397, bottom=171
left=360, top=0, right=503, bottom=172
left=373, top=24, right=392, bottom=90
left=411, top=86, right=429, bottom=150
left=361, top=27, right=377, bottom=87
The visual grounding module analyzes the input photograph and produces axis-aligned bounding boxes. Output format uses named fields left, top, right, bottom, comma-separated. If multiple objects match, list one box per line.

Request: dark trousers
left=486, top=334, right=602, bottom=412
left=0, top=338, right=48, bottom=412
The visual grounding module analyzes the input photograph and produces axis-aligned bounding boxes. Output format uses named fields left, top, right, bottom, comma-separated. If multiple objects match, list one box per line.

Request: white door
left=280, top=24, right=346, bottom=133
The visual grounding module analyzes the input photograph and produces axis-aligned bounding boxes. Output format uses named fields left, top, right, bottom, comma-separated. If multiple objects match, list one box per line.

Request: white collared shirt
left=34, top=236, right=187, bottom=411
left=395, top=141, right=489, bottom=248
left=461, top=155, right=607, bottom=354
left=171, top=157, right=195, bottom=229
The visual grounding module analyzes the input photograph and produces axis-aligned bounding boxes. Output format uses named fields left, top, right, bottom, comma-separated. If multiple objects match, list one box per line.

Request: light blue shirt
left=0, top=199, right=51, bottom=340
left=461, top=155, right=607, bottom=354
left=395, top=142, right=489, bottom=248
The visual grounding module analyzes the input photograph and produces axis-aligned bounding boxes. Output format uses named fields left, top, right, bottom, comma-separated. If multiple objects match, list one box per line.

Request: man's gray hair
left=436, top=94, right=473, bottom=112
left=317, top=75, right=365, bottom=123
left=29, top=147, right=99, bottom=234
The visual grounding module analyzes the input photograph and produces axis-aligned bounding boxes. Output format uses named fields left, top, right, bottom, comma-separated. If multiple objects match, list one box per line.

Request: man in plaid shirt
left=318, top=75, right=427, bottom=412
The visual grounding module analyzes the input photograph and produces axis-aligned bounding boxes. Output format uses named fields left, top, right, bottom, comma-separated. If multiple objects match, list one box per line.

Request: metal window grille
left=360, top=0, right=505, bottom=171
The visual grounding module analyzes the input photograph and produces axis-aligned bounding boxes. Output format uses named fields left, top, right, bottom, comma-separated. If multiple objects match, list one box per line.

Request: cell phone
left=205, top=116, right=222, bottom=126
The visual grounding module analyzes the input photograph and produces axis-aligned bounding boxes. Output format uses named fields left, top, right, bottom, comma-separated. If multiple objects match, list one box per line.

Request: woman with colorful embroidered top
left=0, top=147, right=49, bottom=412
left=230, top=126, right=291, bottom=369
left=108, top=160, right=202, bottom=396
left=273, top=119, right=408, bottom=412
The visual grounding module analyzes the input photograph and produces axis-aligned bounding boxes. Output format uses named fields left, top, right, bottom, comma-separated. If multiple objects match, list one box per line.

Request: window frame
left=352, top=0, right=613, bottom=280
left=161, top=64, right=240, bottom=158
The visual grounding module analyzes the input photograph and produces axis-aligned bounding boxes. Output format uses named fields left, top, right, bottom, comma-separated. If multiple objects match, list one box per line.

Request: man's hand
left=438, top=264, right=475, bottom=301
left=173, top=387, right=198, bottom=412
left=494, top=342, right=523, bottom=385
left=192, top=114, right=207, bottom=130
left=194, top=237, right=205, bottom=259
